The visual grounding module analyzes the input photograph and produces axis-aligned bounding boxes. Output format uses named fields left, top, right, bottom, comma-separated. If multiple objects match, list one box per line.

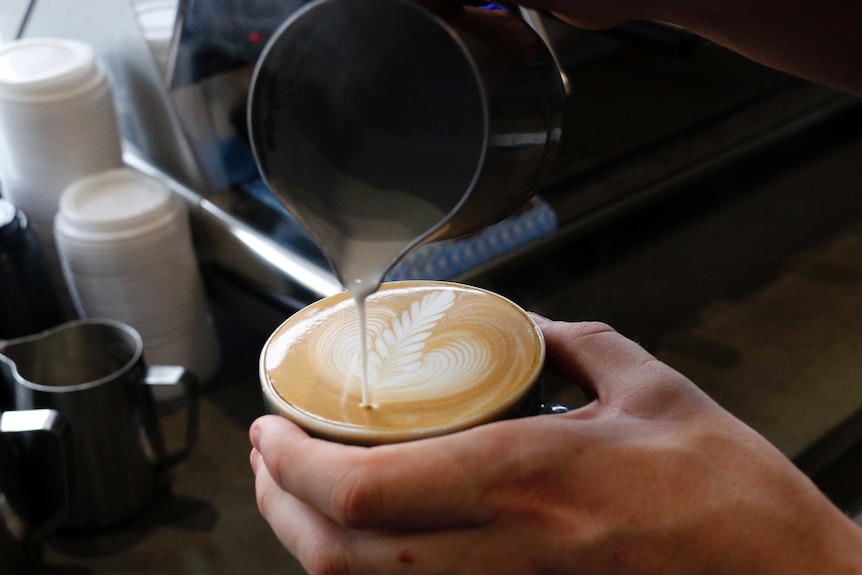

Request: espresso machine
left=168, top=0, right=860, bottom=335
left=10, top=0, right=859, bottom=334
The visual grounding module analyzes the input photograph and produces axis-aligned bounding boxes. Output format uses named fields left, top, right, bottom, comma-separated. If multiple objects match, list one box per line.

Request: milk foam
left=318, top=289, right=491, bottom=405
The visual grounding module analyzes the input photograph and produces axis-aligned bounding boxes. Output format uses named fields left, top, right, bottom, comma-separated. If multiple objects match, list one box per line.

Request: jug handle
left=144, top=366, right=199, bottom=470
left=0, top=409, right=72, bottom=538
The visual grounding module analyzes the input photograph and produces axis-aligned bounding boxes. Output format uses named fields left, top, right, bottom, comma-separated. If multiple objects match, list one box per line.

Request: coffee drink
left=260, top=281, right=545, bottom=444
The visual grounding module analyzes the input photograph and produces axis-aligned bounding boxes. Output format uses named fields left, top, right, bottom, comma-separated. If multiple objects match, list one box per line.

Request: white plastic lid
left=58, top=168, right=177, bottom=234
left=0, top=38, right=101, bottom=103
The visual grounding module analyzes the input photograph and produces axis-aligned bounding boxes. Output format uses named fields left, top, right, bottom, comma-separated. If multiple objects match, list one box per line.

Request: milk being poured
left=246, top=0, right=499, bottom=408
left=304, top=178, right=450, bottom=407
left=248, top=0, right=566, bottom=410
left=261, top=159, right=472, bottom=408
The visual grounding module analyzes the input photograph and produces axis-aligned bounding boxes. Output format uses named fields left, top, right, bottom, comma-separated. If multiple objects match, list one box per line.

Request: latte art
left=320, top=289, right=491, bottom=405
left=261, top=281, right=545, bottom=443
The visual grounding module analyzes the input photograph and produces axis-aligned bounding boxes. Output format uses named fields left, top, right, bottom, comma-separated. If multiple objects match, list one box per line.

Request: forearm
left=764, top=509, right=862, bottom=574
left=664, top=0, right=862, bottom=97
left=736, top=488, right=862, bottom=575
left=808, top=513, right=862, bottom=575
left=524, top=0, right=862, bottom=96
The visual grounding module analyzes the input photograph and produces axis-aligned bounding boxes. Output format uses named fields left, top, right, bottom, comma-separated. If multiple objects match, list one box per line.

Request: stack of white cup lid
left=0, top=38, right=124, bottom=313
left=55, top=168, right=221, bottom=384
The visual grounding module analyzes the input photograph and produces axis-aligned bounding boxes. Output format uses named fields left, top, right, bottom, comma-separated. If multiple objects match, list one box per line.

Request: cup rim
left=259, top=280, right=545, bottom=444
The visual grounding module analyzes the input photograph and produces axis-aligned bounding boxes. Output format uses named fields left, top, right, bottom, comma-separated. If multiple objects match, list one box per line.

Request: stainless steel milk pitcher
left=0, top=319, right=198, bottom=531
left=249, top=0, right=565, bottom=254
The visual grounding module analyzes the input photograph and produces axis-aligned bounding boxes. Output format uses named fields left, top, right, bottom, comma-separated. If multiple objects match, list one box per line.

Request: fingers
left=532, top=317, right=654, bottom=395
left=253, top=448, right=548, bottom=575
left=250, top=415, right=529, bottom=531
left=253, top=447, right=354, bottom=574
left=530, top=316, right=710, bottom=414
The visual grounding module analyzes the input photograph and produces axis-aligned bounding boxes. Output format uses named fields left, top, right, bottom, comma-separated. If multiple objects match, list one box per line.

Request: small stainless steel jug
left=0, top=319, right=198, bottom=531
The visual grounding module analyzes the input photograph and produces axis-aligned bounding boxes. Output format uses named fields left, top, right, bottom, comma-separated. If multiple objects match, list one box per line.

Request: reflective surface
left=249, top=0, right=564, bottom=290
left=0, top=200, right=65, bottom=340
left=0, top=320, right=197, bottom=531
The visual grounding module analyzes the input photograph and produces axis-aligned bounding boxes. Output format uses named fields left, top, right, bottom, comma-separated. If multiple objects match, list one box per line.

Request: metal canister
left=0, top=198, right=64, bottom=340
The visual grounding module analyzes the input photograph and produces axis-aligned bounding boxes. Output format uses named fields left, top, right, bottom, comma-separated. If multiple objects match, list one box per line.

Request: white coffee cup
left=260, top=281, right=552, bottom=445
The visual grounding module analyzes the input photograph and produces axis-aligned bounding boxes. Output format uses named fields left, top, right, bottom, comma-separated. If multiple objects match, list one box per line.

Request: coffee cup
left=0, top=319, right=198, bottom=531
left=260, top=280, right=562, bottom=445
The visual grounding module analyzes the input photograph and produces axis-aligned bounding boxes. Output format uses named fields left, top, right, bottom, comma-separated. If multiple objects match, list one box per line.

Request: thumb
left=529, top=315, right=673, bottom=406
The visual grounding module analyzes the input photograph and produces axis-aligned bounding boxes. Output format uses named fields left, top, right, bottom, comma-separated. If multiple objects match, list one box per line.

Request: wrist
left=754, top=501, right=862, bottom=575
left=640, top=0, right=716, bottom=33
left=823, top=515, right=862, bottom=575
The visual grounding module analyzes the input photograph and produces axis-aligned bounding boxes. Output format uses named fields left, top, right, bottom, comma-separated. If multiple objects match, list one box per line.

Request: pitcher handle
left=144, top=366, right=199, bottom=470
left=0, top=409, right=71, bottom=539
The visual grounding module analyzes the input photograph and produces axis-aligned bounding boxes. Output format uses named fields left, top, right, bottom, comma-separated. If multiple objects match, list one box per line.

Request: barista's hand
left=250, top=318, right=862, bottom=575
left=510, top=0, right=862, bottom=96
left=507, top=0, right=646, bottom=29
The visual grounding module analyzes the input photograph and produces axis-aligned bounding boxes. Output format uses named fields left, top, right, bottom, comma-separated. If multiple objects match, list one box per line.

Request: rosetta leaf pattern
left=320, top=288, right=490, bottom=403
left=367, top=289, right=455, bottom=386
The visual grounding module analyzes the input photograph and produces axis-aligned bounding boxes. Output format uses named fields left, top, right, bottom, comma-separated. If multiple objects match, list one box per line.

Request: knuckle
left=559, top=320, right=618, bottom=342
left=265, top=450, right=290, bottom=487
left=575, top=320, right=617, bottom=335
left=304, top=542, right=355, bottom=575
left=331, top=464, right=385, bottom=528
left=621, top=359, right=713, bottom=416
left=255, top=481, right=277, bottom=519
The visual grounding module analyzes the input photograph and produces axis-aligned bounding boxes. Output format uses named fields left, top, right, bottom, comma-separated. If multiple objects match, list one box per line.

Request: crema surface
left=262, top=282, right=544, bottom=441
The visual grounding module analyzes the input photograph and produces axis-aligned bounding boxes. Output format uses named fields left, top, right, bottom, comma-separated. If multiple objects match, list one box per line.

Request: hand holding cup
left=251, top=318, right=862, bottom=575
